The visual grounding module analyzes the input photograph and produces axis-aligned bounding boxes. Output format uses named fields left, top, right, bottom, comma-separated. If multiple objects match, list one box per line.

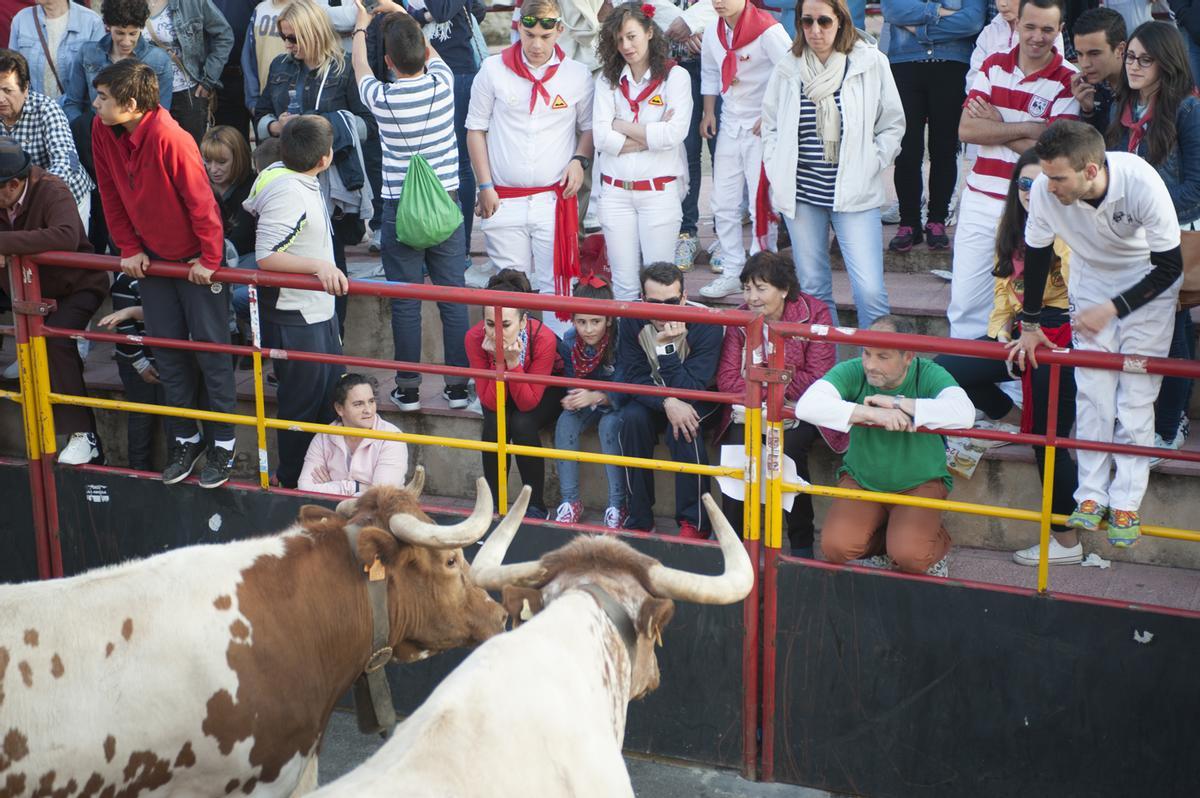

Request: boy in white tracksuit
left=1014, top=125, right=1182, bottom=548
left=698, top=0, right=791, bottom=298
left=592, top=4, right=692, bottom=301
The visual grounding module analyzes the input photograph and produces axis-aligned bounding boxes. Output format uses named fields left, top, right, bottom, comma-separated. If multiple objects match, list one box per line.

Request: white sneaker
left=3, top=360, right=18, bottom=380
left=1012, top=537, right=1084, bottom=567
left=59, top=432, right=99, bottom=465
left=880, top=202, right=900, bottom=225
left=706, top=239, right=724, bottom=273
left=369, top=228, right=381, bottom=254
left=700, top=275, right=743, bottom=299
left=1150, top=417, right=1188, bottom=469
left=464, top=261, right=496, bottom=289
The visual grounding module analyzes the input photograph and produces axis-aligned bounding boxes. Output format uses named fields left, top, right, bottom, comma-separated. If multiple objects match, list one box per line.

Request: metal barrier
left=7, top=252, right=1200, bottom=785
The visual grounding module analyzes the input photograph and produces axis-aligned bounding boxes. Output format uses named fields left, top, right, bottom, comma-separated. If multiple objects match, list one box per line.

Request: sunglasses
left=800, top=15, right=836, bottom=29
left=643, top=295, right=684, bottom=305
left=520, top=15, right=560, bottom=29
left=1124, top=52, right=1156, bottom=68
left=1017, top=176, right=1035, bottom=192
left=280, top=33, right=298, bottom=44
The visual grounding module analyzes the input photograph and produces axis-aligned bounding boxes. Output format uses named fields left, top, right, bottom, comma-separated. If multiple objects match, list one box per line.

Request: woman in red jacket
left=465, top=269, right=565, bottom=519
left=716, top=252, right=847, bottom=558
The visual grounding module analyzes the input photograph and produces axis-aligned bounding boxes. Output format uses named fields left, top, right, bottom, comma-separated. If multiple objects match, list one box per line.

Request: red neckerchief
left=717, top=3, right=777, bottom=93
left=501, top=42, right=566, bottom=113
left=1121, top=96, right=1155, bottom=154
left=619, top=61, right=675, bottom=121
left=494, top=185, right=580, bottom=318
left=571, top=331, right=611, bottom=379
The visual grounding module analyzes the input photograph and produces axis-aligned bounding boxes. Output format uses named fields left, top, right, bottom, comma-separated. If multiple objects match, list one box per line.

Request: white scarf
left=798, top=47, right=847, bottom=164
left=406, top=0, right=454, bottom=42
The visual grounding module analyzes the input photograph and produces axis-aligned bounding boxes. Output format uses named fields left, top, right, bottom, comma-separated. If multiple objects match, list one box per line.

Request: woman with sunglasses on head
left=592, top=2, right=691, bottom=302
left=1106, top=21, right=1200, bottom=466
left=715, top=252, right=845, bottom=558
left=253, top=0, right=377, bottom=333
left=761, top=0, right=903, bottom=329
left=552, top=276, right=629, bottom=527
left=934, top=149, right=1080, bottom=567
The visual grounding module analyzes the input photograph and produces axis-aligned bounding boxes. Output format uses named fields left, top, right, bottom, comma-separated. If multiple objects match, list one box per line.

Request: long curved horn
left=470, top=486, right=546, bottom=590
left=388, top=477, right=493, bottom=549
left=404, top=466, right=426, bottom=497
left=646, top=494, right=754, bottom=604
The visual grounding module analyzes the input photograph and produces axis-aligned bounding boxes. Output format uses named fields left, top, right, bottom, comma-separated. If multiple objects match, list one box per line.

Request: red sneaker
left=677, top=520, right=710, bottom=540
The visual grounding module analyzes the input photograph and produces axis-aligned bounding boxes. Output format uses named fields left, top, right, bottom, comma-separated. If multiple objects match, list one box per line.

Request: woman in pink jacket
left=716, top=252, right=847, bottom=558
left=298, top=374, right=409, bottom=496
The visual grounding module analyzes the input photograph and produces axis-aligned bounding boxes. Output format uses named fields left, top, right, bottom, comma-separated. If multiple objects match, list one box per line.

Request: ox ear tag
left=367, top=557, right=386, bottom=582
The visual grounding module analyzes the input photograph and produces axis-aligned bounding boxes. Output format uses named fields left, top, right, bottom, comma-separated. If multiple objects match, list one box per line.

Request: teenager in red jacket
left=715, top=252, right=846, bottom=557
left=465, top=269, right=565, bottom=518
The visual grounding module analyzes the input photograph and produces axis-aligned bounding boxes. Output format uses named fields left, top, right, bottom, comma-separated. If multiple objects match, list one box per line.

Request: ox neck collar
left=577, top=584, right=639, bottom=672
left=347, top=523, right=398, bottom=737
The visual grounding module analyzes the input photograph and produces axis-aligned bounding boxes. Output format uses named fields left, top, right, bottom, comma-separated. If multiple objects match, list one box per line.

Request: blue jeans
left=681, top=57, right=719, bottom=237
left=381, top=198, right=469, bottom=388
left=554, top=404, right=625, bottom=508
left=453, top=71, right=477, bottom=250
left=784, top=202, right=889, bottom=328
left=230, top=253, right=258, bottom=324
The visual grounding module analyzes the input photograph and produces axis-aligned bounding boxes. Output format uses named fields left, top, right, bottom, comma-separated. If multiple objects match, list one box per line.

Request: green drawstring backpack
left=386, top=91, right=463, bottom=250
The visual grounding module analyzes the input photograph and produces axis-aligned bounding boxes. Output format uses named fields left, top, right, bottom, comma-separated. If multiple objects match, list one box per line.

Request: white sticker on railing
left=1123, top=356, right=1148, bottom=374
left=836, top=327, right=856, bottom=336
left=85, top=484, right=109, bottom=503
left=810, top=324, right=829, bottom=336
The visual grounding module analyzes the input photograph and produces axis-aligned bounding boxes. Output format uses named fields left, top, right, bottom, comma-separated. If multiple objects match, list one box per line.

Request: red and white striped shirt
left=965, top=46, right=1079, bottom=200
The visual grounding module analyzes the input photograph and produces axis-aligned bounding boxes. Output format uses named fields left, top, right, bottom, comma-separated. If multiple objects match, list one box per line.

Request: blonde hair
left=278, top=0, right=345, bottom=75
left=200, top=125, right=252, bottom=186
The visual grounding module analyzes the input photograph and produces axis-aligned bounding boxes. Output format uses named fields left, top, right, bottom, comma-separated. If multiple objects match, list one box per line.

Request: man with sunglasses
left=616, top=262, right=724, bottom=538
left=465, top=0, right=594, bottom=336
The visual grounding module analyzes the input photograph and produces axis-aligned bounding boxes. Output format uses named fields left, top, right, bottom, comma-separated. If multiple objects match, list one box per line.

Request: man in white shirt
left=697, top=0, right=791, bottom=298
left=1009, top=121, right=1182, bottom=549
left=465, top=0, right=594, bottom=334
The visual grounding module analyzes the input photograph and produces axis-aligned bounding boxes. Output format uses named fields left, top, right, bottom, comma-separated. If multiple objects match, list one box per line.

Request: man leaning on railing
left=793, top=315, right=976, bottom=577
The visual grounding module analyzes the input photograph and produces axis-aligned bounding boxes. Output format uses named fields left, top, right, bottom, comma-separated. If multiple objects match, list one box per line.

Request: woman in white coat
left=762, top=0, right=904, bottom=328
left=592, top=2, right=692, bottom=301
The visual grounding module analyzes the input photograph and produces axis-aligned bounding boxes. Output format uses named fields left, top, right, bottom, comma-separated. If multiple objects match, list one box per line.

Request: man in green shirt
left=794, top=316, right=976, bottom=576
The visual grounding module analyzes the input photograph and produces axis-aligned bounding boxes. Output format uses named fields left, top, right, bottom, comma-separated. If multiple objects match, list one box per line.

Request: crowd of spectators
left=0, top=0, right=1197, bottom=576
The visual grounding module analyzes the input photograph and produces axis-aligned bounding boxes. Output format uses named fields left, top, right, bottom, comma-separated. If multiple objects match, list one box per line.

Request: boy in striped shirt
left=950, top=0, right=1078, bottom=340
left=353, top=3, right=471, bottom=413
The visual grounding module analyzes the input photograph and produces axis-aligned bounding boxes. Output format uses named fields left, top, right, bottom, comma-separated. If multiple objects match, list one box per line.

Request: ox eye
left=446, top=555, right=457, bottom=568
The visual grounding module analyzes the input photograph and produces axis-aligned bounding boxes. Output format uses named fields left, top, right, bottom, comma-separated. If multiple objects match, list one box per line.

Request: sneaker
left=924, top=222, right=950, bottom=250
left=2, top=359, right=18, bottom=380
left=1065, top=500, right=1108, bottom=532
left=1149, top=419, right=1188, bottom=469
left=678, top=520, right=710, bottom=540
left=880, top=202, right=901, bottom=225
left=926, top=554, right=949, bottom=578
left=603, top=506, right=628, bottom=529
left=369, top=228, right=381, bottom=254
left=554, top=500, right=582, bottom=524
left=699, top=274, right=743, bottom=299
left=464, top=261, right=496, bottom=289
left=442, top=384, right=469, bottom=409
left=198, top=446, right=235, bottom=489
left=1107, top=509, right=1141, bottom=548
left=58, top=432, right=100, bottom=465
left=706, top=240, right=724, bottom=273
left=861, top=554, right=896, bottom=570
left=674, top=234, right=699, bottom=272
left=162, top=440, right=206, bottom=485
left=888, top=225, right=923, bottom=253
left=1012, top=537, right=1084, bottom=566
left=930, top=269, right=954, bottom=282
left=390, top=387, right=421, bottom=412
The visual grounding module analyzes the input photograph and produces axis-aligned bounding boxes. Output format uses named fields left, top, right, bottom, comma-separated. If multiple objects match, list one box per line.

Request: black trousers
left=721, top=421, right=818, bottom=551
left=619, top=400, right=718, bottom=533
left=891, top=60, right=968, bottom=228
left=481, top=387, right=565, bottom=514
left=213, top=64, right=251, bottom=146
left=116, top=359, right=165, bottom=471
left=138, top=275, right=237, bottom=442
left=936, top=341, right=1079, bottom=530
left=262, top=316, right=343, bottom=488
left=170, top=87, right=209, bottom=145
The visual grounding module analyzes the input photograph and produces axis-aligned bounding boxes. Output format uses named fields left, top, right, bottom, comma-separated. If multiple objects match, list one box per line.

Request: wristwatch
left=655, top=342, right=676, bottom=357
left=571, top=154, right=593, bottom=170
left=892, top=394, right=905, bottom=411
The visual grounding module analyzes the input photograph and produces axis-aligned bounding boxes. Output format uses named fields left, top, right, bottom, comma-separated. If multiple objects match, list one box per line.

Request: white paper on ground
left=715, top=445, right=801, bottom=512
left=1080, top=552, right=1111, bottom=569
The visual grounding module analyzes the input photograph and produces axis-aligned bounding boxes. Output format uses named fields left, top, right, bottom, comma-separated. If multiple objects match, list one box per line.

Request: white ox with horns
left=312, top=490, right=755, bottom=798
left=0, top=470, right=523, bottom=798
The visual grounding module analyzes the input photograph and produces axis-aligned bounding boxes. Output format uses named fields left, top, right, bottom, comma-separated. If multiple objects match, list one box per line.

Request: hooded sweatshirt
left=243, top=161, right=336, bottom=326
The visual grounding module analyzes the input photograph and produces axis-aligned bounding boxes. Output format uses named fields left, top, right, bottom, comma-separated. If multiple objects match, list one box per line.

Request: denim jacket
left=253, top=52, right=375, bottom=143
left=62, top=37, right=175, bottom=122
left=879, top=0, right=985, bottom=66
left=1111, top=95, right=1200, bottom=225
left=8, top=4, right=104, bottom=96
left=150, top=0, right=235, bottom=90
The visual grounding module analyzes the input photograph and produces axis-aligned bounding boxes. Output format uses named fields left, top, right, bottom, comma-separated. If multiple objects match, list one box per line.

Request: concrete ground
left=316, top=708, right=836, bottom=797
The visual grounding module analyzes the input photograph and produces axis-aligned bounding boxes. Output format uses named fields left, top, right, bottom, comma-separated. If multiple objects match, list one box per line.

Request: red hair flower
left=641, top=3, right=655, bottom=17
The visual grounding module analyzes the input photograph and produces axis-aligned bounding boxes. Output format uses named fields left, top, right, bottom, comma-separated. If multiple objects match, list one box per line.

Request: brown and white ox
left=311, top=493, right=754, bottom=798
left=0, top=470, right=522, bottom=798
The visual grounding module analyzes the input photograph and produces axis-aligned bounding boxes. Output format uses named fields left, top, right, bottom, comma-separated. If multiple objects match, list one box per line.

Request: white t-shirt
left=147, top=8, right=195, bottom=92
left=592, top=63, right=692, bottom=193
left=42, top=13, right=68, bottom=100
left=699, top=19, right=791, bottom=133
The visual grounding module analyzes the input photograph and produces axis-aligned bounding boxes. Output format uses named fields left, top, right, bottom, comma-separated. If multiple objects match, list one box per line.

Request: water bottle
left=286, top=88, right=301, bottom=115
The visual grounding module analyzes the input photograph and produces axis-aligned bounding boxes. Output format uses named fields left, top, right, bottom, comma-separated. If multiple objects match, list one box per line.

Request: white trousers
left=77, top=191, right=91, bottom=236
left=948, top=188, right=1005, bottom=339
left=1072, top=270, right=1179, bottom=510
left=597, top=184, right=683, bottom=301
left=712, top=129, right=775, bottom=275
left=479, top=191, right=571, bottom=336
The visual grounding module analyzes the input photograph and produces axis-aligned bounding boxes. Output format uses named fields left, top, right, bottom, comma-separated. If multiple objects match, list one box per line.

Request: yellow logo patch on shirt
left=552, top=95, right=568, bottom=109
left=648, top=94, right=664, bottom=106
